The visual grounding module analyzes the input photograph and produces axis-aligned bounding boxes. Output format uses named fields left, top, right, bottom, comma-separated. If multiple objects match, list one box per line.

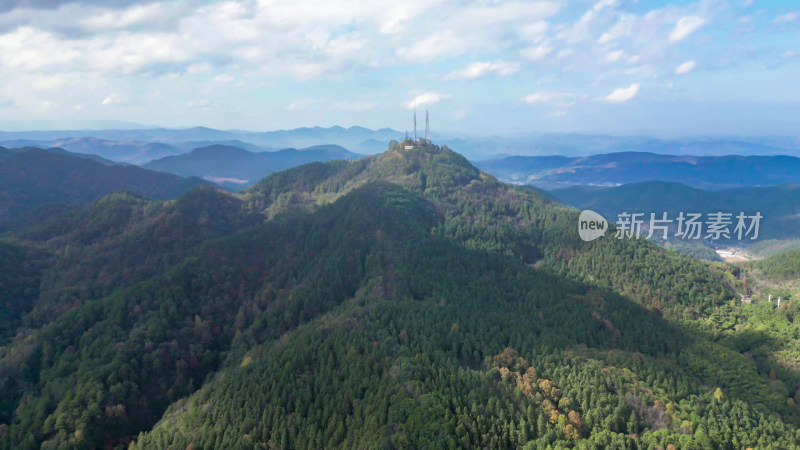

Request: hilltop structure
left=404, top=106, right=431, bottom=150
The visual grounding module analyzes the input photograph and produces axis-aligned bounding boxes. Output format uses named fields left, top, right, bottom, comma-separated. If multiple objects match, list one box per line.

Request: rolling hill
left=0, top=148, right=211, bottom=221
left=143, top=144, right=363, bottom=189
left=0, top=138, right=185, bottom=165
left=0, top=145, right=115, bottom=165
left=477, top=152, right=800, bottom=190
left=5, top=128, right=800, bottom=160
left=552, top=181, right=800, bottom=242
left=1, top=142, right=798, bottom=449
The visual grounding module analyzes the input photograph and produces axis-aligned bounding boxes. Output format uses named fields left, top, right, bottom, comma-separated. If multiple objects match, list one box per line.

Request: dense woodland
left=1, top=141, right=799, bottom=448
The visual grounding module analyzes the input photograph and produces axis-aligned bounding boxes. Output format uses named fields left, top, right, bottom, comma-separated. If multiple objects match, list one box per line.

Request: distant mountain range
left=0, top=147, right=210, bottom=221
left=0, top=138, right=185, bottom=165
left=143, top=144, right=362, bottom=189
left=0, top=145, right=116, bottom=165
left=478, top=152, right=800, bottom=190
left=0, top=126, right=403, bottom=157
left=552, top=181, right=800, bottom=242
left=4, top=126, right=799, bottom=161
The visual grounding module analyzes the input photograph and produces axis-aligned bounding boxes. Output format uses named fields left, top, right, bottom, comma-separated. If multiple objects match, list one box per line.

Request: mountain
left=6, top=128, right=800, bottom=160
left=0, top=126, right=404, bottom=154
left=49, top=137, right=185, bottom=165
left=0, top=138, right=186, bottom=165
left=457, top=133, right=800, bottom=159
left=1, top=142, right=799, bottom=448
left=0, top=145, right=115, bottom=165
left=0, top=147, right=15, bottom=161
left=552, top=181, right=800, bottom=242
left=0, top=148, right=211, bottom=221
left=144, top=144, right=363, bottom=189
left=477, top=152, right=800, bottom=189
left=173, top=139, right=274, bottom=153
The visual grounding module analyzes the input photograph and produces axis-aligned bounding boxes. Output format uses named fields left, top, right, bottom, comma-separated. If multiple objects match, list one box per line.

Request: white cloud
left=398, top=30, right=468, bottom=61
left=333, top=100, right=378, bottom=111
left=604, top=49, right=625, bottom=63
left=406, top=92, right=449, bottom=108
left=598, top=14, right=636, bottom=44
left=556, top=49, right=573, bottom=58
left=445, top=61, right=519, bottom=80
left=523, top=91, right=586, bottom=106
left=186, top=99, right=215, bottom=110
left=604, top=83, right=640, bottom=102
left=593, top=0, right=617, bottom=12
left=288, top=98, right=377, bottom=112
left=669, top=16, right=705, bottom=42
left=674, top=60, right=696, bottom=75
left=101, top=94, right=123, bottom=106
left=77, top=3, right=186, bottom=32
left=398, top=1, right=560, bottom=61
left=0, top=0, right=788, bottom=129
left=773, top=12, right=799, bottom=24
left=519, top=21, right=549, bottom=41
left=521, top=42, right=552, bottom=61
left=32, top=75, right=65, bottom=91
left=213, top=74, right=235, bottom=84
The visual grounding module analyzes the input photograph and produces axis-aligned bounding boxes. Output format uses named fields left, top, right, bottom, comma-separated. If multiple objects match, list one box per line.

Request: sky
left=0, top=0, right=798, bottom=136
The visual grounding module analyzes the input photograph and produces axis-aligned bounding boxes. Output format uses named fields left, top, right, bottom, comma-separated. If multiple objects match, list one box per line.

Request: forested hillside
left=0, top=149, right=210, bottom=222
left=751, top=248, right=800, bottom=281
left=1, top=142, right=798, bottom=449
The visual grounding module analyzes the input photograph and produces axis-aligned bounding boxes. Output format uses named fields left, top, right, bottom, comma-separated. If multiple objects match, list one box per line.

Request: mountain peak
left=191, top=144, right=253, bottom=156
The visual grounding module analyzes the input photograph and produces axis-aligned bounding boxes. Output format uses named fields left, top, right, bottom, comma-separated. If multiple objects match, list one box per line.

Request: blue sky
left=0, top=0, right=797, bottom=136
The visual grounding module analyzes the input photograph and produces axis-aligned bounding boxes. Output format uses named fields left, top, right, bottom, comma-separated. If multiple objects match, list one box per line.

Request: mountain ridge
left=478, top=152, right=800, bottom=189
left=1, top=141, right=798, bottom=449
left=144, top=143, right=363, bottom=189
left=0, top=148, right=211, bottom=222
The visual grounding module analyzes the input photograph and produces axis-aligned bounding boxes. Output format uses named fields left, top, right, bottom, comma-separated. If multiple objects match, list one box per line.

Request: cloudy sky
left=0, top=0, right=798, bottom=135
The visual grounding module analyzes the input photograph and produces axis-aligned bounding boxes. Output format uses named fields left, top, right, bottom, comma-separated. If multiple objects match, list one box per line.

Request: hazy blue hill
left=478, top=152, right=800, bottom=189
left=144, top=144, right=260, bottom=178
left=45, top=137, right=185, bottom=164
left=553, top=181, right=716, bottom=213
left=0, top=126, right=404, bottom=156
left=0, top=145, right=115, bottom=165
left=36, top=146, right=117, bottom=165
left=144, top=143, right=363, bottom=189
left=552, top=181, right=800, bottom=241
left=4, top=129, right=799, bottom=160
left=0, top=148, right=211, bottom=221
left=476, top=155, right=572, bottom=179
left=176, top=139, right=272, bottom=153
left=0, top=147, right=14, bottom=161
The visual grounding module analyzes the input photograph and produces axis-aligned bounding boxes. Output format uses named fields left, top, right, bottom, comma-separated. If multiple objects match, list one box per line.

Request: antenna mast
left=425, top=108, right=430, bottom=142
left=413, top=102, right=417, bottom=142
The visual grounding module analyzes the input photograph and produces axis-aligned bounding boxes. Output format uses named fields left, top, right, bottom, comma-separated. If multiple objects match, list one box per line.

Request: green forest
left=1, top=142, right=799, bottom=449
